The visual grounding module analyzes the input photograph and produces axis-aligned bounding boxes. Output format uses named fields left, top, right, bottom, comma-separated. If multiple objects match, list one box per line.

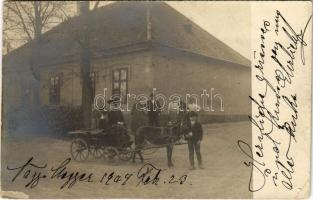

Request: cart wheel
left=70, top=138, right=89, bottom=161
left=90, top=146, right=105, bottom=159
left=104, top=146, right=119, bottom=160
left=118, top=147, right=133, bottom=161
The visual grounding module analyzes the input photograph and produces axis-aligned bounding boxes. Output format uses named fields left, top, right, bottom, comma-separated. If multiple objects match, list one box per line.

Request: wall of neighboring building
left=3, top=52, right=37, bottom=113
left=2, top=66, right=37, bottom=121
left=2, top=55, right=45, bottom=134
left=3, top=69, right=25, bottom=110
left=151, top=49, right=251, bottom=121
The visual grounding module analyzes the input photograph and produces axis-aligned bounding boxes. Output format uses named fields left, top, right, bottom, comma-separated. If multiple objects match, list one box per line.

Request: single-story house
left=2, top=2, right=251, bottom=132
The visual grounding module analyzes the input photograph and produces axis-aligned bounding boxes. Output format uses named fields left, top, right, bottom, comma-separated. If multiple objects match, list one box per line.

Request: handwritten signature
left=7, top=157, right=189, bottom=189
left=238, top=10, right=311, bottom=192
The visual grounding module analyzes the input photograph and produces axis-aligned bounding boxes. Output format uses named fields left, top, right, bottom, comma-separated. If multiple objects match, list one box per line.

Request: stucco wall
left=92, top=50, right=153, bottom=102
left=40, top=62, right=82, bottom=106
left=40, top=50, right=153, bottom=110
left=151, top=49, right=251, bottom=118
left=39, top=48, right=250, bottom=123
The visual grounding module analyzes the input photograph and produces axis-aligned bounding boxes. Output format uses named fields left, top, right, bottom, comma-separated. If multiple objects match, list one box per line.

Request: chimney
left=77, top=1, right=90, bottom=15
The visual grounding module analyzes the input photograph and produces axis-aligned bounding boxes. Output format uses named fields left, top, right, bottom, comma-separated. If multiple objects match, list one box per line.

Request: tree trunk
left=79, top=1, right=93, bottom=128
left=30, top=2, right=42, bottom=110
left=81, top=48, right=93, bottom=128
left=30, top=40, right=40, bottom=108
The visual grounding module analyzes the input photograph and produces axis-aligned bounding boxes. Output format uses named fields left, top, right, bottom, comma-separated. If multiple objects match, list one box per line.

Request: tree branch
left=9, top=2, right=33, bottom=40
left=40, top=2, right=51, bottom=23
left=17, top=2, right=35, bottom=29
left=41, top=3, right=58, bottom=26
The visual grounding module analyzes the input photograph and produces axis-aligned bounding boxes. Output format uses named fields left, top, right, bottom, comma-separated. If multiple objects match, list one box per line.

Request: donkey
left=132, top=121, right=188, bottom=167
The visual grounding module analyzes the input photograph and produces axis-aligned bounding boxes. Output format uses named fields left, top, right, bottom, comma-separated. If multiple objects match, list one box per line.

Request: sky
left=167, top=1, right=251, bottom=60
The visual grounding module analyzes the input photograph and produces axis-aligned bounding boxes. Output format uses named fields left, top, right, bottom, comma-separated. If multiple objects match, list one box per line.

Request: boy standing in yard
left=185, top=111, right=204, bottom=170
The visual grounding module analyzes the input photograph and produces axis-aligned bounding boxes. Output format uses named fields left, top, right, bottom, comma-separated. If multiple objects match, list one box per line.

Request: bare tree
left=74, top=1, right=112, bottom=128
left=3, top=1, right=71, bottom=107
left=3, top=1, right=71, bottom=52
left=76, top=1, right=97, bottom=128
left=4, top=1, right=110, bottom=128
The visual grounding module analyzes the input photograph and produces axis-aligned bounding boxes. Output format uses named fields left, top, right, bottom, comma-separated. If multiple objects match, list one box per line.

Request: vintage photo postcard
left=1, top=1, right=312, bottom=199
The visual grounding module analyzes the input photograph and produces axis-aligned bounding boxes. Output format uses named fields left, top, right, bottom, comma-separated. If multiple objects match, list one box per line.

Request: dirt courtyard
left=1, top=121, right=252, bottom=199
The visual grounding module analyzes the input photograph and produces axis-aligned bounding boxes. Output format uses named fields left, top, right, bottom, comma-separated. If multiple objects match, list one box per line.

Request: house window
left=112, top=68, right=128, bottom=102
left=49, top=74, right=62, bottom=105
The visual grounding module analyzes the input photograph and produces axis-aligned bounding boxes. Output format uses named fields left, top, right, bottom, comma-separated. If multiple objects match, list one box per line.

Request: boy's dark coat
left=187, top=122, right=203, bottom=142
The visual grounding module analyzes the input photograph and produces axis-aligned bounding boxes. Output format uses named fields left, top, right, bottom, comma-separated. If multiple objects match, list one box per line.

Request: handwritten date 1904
left=7, top=157, right=189, bottom=190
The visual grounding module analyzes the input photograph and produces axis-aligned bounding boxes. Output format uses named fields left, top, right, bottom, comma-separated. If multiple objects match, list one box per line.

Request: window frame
left=112, top=68, right=128, bottom=103
left=49, top=74, right=62, bottom=105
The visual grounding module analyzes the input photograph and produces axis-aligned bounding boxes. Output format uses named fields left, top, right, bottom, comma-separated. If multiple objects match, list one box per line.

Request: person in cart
left=107, top=98, right=125, bottom=127
left=107, top=97, right=130, bottom=145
